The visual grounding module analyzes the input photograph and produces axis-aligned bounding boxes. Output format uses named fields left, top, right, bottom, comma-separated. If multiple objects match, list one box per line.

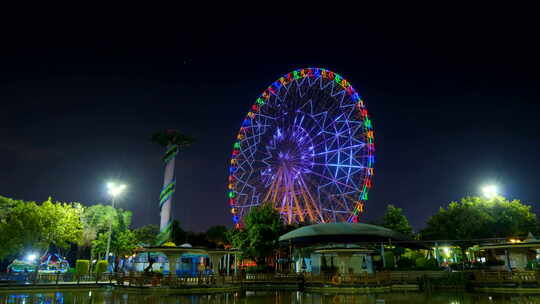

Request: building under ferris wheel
left=228, top=68, right=375, bottom=227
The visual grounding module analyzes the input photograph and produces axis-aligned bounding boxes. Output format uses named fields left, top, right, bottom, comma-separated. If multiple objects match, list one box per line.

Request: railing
left=243, top=273, right=299, bottom=283
left=305, top=271, right=453, bottom=285
left=0, top=273, right=115, bottom=286
left=304, top=272, right=390, bottom=286
left=472, top=270, right=540, bottom=285
left=389, top=271, right=449, bottom=284
left=4, top=270, right=511, bottom=288
left=114, top=273, right=239, bottom=288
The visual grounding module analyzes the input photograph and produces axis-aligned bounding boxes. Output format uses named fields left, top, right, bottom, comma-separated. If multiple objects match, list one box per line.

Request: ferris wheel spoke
left=312, top=144, right=366, bottom=156
left=311, top=163, right=365, bottom=169
left=286, top=172, right=305, bottom=223
left=304, top=168, right=360, bottom=192
left=298, top=176, right=331, bottom=223
left=296, top=175, right=324, bottom=223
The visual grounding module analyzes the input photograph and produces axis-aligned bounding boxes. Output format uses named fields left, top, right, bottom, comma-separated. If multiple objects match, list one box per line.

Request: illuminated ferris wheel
left=228, top=68, right=375, bottom=226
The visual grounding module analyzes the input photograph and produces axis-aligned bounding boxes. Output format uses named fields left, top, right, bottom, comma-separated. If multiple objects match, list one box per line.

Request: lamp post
left=105, top=182, right=126, bottom=261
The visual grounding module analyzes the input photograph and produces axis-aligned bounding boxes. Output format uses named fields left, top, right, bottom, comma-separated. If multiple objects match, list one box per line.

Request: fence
left=0, top=272, right=114, bottom=286
left=472, top=270, right=540, bottom=285
left=303, top=271, right=454, bottom=286
left=4, top=270, right=516, bottom=288
left=114, top=273, right=218, bottom=287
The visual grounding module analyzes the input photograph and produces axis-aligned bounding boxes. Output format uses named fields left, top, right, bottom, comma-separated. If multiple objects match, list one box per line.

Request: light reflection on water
left=1, top=290, right=540, bottom=304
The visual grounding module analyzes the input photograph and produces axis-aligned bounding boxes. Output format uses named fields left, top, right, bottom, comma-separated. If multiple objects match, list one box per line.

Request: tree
left=186, top=231, right=211, bottom=247
left=229, top=203, right=282, bottom=265
left=422, top=196, right=537, bottom=241
left=0, top=195, right=19, bottom=217
left=421, top=196, right=538, bottom=261
left=486, top=197, right=538, bottom=237
left=381, top=204, right=413, bottom=236
left=92, top=230, right=137, bottom=272
left=0, top=200, right=41, bottom=259
left=91, top=207, right=137, bottom=263
left=171, top=220, right=187, bottom=245
left=0, top=198, right=83, bottom=259
left=79, top=204, right=120, bottom=259
left=82, top=204, right=118, bottom=234
left=134, top=224, right=160, bottom=246
left=206, top=225, right=228, bottom=248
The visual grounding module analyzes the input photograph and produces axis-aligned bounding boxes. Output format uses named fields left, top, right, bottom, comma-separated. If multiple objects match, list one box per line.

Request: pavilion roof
left=279, top=222, right=414, bottom=246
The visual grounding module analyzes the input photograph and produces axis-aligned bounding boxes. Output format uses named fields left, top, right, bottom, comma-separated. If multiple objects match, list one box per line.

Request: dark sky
left=1, top=11, right=539, bottom=231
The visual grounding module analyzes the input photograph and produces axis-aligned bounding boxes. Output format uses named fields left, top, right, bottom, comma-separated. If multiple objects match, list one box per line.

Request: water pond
left=1, top=289, right=539, bottom=303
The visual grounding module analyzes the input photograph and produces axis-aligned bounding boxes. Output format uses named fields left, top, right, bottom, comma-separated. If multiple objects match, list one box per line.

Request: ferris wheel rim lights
left=228, top=68, right=375, bottom=227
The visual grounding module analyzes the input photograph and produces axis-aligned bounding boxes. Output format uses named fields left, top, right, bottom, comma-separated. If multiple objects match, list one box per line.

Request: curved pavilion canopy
left=279, top=222, right=413, bottom=246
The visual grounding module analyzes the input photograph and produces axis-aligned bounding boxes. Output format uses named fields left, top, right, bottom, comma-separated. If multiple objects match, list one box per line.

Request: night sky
left=1, top=12, right=538, bottom=231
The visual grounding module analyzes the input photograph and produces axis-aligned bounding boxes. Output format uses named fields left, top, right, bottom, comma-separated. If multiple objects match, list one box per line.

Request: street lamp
left=105, top=182, right=126, bottom=261
left=481, top=184, right=498, bottom=199
left=26, top=253, right=37, bottom=262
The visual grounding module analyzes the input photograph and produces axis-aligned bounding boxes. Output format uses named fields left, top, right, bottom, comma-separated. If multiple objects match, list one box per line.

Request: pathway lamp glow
left=104, top=182, right=127, bottom=261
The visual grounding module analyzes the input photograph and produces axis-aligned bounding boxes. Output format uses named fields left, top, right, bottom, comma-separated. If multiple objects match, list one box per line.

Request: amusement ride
left=228, top=68, right=375, bottom=226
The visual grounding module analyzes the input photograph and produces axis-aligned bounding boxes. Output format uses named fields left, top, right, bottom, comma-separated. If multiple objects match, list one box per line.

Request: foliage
left=0, top=195, right=19, bottom=217
left=171, top=220, right=187, bottom=245
left=75, top=260, right=89, bottom=276
left=383, top=251, right=395, bottom=269
left=415, top=257, right=439, bottom=270
left=169, top=221, right=230, bottom=248
left=527, top=260, right=538, bottom=270
left=381, top=204, right=413, bottom=236
left=396, top=257, right=415, bottom=269
left=95, top=260, right=108, bottom=274
left=151, top=130, right=195, bottom=148
left=91, top=227, right=137, bottom=259
left=0, top=197, right=83, bottom=259
left=245, top=265, right=274, bottom=273
left=80, top=204, right=116, bottom=246
left=487, top=198, right=538, bottom=237
left=421, top=196, right=538, bottom=241
left=391, top=249, right=440, bottom=270
left=91, top=208, right=137, bottom=258
left=185, top=231, right=212, bottom=247
left=228, top=203, right=282, bottom=265
left=134, top=224, right=159, bottom=246
left=206, top=225, right=228, bottom=248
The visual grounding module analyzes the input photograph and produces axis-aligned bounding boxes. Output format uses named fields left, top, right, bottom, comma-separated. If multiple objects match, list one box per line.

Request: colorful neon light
left=228, top=68, right=375, bottom=225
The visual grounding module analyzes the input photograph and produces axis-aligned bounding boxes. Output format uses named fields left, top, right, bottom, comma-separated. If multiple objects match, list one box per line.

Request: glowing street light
left=105, top=182, right=127, bottom=261
left=481, top=184, right=498, bottom=199
left=26, top=253, right=37, bottom=262
left=107, top=182, right=126, bottom=197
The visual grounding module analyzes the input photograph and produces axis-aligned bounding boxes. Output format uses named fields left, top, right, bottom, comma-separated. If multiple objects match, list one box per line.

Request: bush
left=245, top=265, right=274, bottom=273
left=383, top=251, right=395, bottom=269
left=415, top=257, right=440, bottom=270
left=75, top=260, right=89, bottom=276
left=396, top=257, right=415, bottom=270
left=415, top=257, right=428, bottom=269
left=527, top=260, right=538, bottom=270
left=95, top=260, right=108, bottom=275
